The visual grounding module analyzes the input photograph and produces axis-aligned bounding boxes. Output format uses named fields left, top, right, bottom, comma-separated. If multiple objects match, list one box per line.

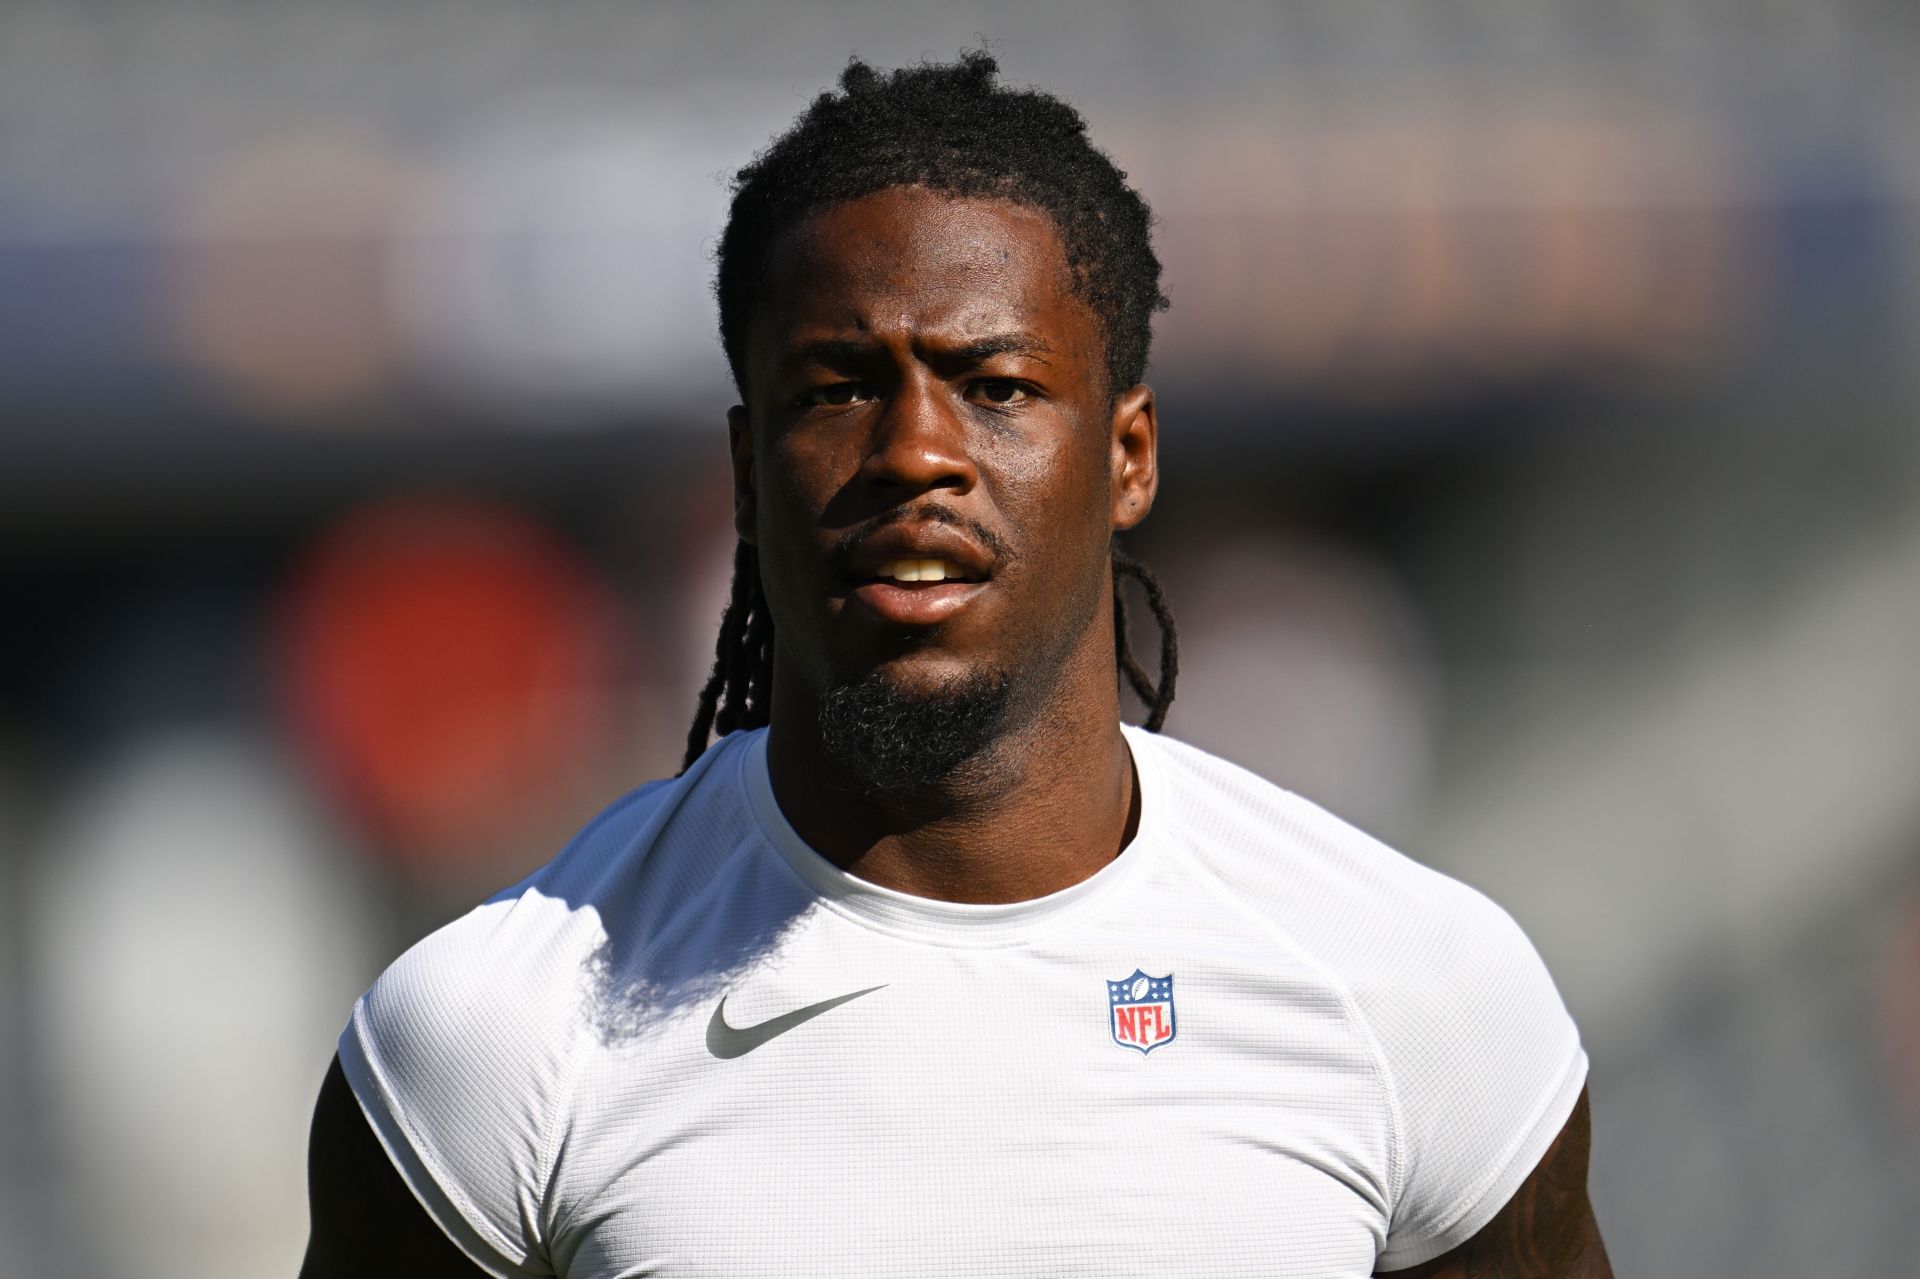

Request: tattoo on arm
left=1379, top=1087, right=1613, bottom=1278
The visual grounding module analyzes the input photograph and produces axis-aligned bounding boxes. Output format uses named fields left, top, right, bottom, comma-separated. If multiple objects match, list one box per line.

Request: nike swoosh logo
left=706, top=984, right=888, bottom=1059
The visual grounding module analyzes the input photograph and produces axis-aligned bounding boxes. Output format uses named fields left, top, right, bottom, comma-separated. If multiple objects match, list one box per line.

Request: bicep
left=1376, top=1086, right=1612, bottom=1279
left=301, top=1054, right=496, bottom=1279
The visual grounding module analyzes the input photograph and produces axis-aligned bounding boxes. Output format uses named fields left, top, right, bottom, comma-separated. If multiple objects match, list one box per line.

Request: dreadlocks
left=686, top=50, right=1179, bottom=770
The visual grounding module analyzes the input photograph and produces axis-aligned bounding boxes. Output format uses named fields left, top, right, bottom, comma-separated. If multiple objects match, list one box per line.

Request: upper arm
left=1376, top=1086, right=1612, bottom=1278
left=301, top=1054, right=495, bottom=1279
left=1351, top=870, right=1590, bottom=1268
left=335, top=892, right=587, bottom=1276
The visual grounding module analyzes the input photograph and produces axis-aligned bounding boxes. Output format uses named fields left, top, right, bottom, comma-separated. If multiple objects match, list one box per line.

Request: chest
left=550, top=943, right=1394, bottom=1278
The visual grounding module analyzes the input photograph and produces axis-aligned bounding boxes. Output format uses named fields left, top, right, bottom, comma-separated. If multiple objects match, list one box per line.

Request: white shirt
left=340, top=726, right=1586, bottom=1277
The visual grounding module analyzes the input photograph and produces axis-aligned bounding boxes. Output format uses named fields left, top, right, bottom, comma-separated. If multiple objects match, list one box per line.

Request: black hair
left=686, top=52, right=1178, bottom=771
left=715, top=49, right=1168, bottom=397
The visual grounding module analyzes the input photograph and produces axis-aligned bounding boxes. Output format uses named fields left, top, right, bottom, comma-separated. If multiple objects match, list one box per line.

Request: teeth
left=877, top=558, right=961, bottom=583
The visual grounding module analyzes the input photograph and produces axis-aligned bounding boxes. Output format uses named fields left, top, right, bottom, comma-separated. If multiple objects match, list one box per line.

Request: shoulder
left=347, top=730, right=765, bottom=1079
left=1137, top=725, right=1574, bottom=1040
left=335, top=733, right=767, bottom=1271
left=1133, top=727, right=1511, bottom=964
left=1135, top=728, right=1587, bottom=1265
left=349, top=774, right=672, bottom=1063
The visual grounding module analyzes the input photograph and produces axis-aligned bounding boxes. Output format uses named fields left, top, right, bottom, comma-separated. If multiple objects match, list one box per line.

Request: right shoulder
left=336, top=736, right=764, bottom=1273
left=347, top=769, right=684, bottom=1088
left=333, top=790, right=649, bottom=1275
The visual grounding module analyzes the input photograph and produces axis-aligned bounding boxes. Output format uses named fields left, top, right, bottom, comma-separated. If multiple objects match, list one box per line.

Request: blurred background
left=3, top=1, right=1918, bottom=1274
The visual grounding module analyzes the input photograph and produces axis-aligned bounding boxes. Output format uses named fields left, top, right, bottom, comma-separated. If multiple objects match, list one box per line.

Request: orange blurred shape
left=277, top=497, right=619, bottom=867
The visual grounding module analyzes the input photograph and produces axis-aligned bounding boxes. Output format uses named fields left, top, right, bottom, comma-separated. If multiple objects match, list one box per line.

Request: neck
left=764, top=646, right=1139, bottom=905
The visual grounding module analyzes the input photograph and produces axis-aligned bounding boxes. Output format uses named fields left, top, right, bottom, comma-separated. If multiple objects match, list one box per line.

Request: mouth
left=865, top=558, right=985, bottom=585
left=834, top=509, right=1001, bottom=630
left=847, top=559, right=990, bottom=627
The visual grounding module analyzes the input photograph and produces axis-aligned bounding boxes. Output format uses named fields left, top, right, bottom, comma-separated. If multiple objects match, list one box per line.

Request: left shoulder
left=1131, top=728, right=1525, bottom=975
left=1132, top=729, right=1588, bottom=1269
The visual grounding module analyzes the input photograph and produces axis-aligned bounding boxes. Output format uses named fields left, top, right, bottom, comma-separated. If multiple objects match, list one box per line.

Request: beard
left=814, top=667, right=1019, bottom=795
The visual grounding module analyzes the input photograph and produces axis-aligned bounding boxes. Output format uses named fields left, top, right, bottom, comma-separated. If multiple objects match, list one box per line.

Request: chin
left=814, top=664, right=1017, bottom=794
left=860, top=650, right=999, bottom=697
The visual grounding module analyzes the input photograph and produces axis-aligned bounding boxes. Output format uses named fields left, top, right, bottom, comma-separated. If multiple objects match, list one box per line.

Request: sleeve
left=1364, top=878, right=1588, bottom=1271
left=336, top=893, right=586, bottom=1279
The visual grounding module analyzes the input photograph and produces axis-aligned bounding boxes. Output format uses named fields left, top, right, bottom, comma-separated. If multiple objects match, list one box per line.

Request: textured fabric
left=339, top=727, right=1586, bottom=1277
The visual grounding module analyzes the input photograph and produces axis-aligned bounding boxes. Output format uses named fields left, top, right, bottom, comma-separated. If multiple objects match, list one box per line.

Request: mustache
left=828, top=502, right=1013, bottom=568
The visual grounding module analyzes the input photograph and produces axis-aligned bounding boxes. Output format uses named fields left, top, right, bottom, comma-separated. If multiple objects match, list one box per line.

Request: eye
left=800, top=382, right=869, bottom=408
left=972, top=378, right=1028, bottom=405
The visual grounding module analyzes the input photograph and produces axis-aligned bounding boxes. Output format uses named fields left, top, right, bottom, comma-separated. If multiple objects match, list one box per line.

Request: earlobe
left=727, top=405, right=758, bottom=545
left=1109, top=385, right=1159, bottom=532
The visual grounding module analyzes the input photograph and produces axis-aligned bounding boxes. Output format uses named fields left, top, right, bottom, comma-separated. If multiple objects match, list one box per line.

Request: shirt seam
left=346, top=1005, right=534, bottom=1273
left=543, top=830, right=773, bottom=1246
left=1180, top=843, right=1410, bottom=1216
left=1375, top=1041, right=1588, bottom=1268
left=524, top=745, right=744, bottom=1254
left=530, top=984, right=589, bottom=1262
left=523, top=778, right=689, bottom=1258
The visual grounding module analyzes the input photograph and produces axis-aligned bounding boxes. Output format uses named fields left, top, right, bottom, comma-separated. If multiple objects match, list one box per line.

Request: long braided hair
left=681, top=542, right=1177, bottom=771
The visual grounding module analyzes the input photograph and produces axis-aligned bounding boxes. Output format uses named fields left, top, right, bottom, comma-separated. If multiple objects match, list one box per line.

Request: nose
left=857, top=371, right=978, bottom=499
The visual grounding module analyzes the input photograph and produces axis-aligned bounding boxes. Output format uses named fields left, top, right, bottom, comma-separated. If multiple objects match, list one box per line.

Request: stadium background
left=4, top=2, right=1918, bottom=1274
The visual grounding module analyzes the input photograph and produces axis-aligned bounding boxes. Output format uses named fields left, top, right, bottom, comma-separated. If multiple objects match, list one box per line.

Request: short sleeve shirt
left=340, top=726, right=1587, bottom=1277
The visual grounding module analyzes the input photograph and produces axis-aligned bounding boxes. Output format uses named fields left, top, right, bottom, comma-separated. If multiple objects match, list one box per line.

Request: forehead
left=748, top=188, right=1098, bottom=368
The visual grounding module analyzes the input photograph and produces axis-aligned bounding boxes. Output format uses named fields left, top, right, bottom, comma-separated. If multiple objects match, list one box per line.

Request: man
left=303, top=52, right=1611, bottom=1277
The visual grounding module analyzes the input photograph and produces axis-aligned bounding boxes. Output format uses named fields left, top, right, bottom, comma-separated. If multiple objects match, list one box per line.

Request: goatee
left=815, top=669, right=1016, bottom=794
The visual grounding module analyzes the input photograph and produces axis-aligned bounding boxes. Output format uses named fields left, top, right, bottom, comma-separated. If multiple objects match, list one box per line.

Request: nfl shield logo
left=1107, top=969, right=1176, bottom=1055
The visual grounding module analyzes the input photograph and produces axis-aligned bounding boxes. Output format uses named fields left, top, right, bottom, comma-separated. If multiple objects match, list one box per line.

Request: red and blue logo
left=1107, top=969, right=1176, bottom=1055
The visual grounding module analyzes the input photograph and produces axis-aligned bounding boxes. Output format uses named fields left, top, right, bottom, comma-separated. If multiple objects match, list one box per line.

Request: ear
left=727, top=404, right=757, bottom=545
left=1107, top=384, right=1158, bottom=532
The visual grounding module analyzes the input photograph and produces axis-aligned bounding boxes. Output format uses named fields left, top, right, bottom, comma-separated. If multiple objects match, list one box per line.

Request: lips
left=847, top=577, right=987, bottom=627
left=838, top=521, right=997, bottom=627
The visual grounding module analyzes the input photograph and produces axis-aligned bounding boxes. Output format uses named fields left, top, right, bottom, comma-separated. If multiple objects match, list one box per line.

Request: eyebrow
left=783, top=332, right=1055, bottom=371
left=938, top=334, right=1054, bottom=364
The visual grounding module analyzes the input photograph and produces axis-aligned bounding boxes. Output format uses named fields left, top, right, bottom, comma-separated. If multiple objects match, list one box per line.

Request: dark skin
left=301, top=1057, right=484, bottom=1278
left=300, top=186, right=1612, bottom=1278
left=735, top=188, right=1152, bottom=902
left=1382, top=1089, right=1612, bottom=1278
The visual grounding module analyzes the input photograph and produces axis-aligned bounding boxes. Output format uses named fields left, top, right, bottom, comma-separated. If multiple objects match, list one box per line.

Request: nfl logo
left=1107, top=969, right=1176, bottom=1055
